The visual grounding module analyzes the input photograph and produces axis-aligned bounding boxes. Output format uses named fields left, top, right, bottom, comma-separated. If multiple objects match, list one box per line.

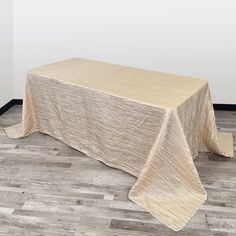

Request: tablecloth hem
left=128, top=192, right=207, bottom=231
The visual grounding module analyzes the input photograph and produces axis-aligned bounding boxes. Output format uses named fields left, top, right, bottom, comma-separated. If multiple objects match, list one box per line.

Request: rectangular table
left=5, top=58, right=233, bottom=231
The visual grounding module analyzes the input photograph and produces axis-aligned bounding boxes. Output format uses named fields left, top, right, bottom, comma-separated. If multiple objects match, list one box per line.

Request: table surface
left=29, top=58, right=208, bottom=109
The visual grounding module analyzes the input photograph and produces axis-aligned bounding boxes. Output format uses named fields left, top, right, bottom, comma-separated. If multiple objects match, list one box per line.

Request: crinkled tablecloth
left=4, top=58, right=234, bottom=231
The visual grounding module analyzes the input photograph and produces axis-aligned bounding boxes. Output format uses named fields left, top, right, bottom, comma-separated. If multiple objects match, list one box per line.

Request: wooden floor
left=0, top=105, right=235, bottom=236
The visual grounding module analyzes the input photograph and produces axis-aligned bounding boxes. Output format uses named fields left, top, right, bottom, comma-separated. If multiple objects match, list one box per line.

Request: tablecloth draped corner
left=4, top=123, right=24, bottom=139
left=216, top=132, right=234, bottom=158
left=128, top=108, right=208, bottom=231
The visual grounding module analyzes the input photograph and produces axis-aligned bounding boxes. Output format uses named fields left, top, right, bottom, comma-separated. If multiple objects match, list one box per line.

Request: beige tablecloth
left=4, top=58, right=233, bottom=231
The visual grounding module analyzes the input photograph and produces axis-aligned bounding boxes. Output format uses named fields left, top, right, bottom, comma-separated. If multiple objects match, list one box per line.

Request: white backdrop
left=0, top=0, right=13, bottom=107
left=11, top=0, right=236, bottom=104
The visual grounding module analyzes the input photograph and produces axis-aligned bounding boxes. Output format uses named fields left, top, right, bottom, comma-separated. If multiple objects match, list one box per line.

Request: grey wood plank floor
left=0, top=105, right=235, bottom=236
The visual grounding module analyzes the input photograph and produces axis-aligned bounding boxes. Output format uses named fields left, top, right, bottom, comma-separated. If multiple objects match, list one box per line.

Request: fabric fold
left=4, top=76, right=37, bottom=138
left=129, top=109, right=207, bottom=231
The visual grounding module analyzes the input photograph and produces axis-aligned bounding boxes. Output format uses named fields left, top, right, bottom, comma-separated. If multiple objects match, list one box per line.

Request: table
left=5, top=58, right=233, bottom=231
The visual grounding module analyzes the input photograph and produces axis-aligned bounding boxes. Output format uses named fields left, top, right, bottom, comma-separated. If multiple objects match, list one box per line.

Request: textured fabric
left=4, top=58, right=233, bottom=231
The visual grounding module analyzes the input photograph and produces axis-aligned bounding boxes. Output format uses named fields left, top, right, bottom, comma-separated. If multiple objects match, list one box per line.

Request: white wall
left=0, top=0, right=13, bottom=107
left=13, top=0, right=236, bottom=104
